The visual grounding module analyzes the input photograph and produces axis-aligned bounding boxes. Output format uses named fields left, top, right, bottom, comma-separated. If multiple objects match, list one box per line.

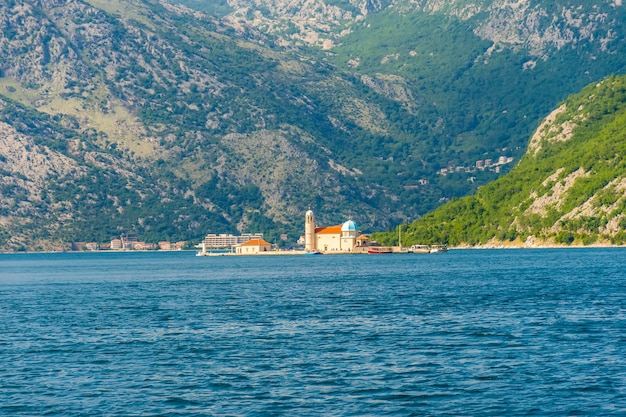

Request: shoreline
left=453, top=240, right=626, bottom=250
left=3, top=244, right=626, bottom=255
left=451, top=245, right=626, bottom=250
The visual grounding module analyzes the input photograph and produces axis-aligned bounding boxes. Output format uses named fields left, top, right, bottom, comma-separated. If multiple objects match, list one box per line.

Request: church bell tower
left=305, top=209, right=316, bottom=252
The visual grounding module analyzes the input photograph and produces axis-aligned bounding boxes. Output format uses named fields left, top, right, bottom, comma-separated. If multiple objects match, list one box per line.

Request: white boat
left=409, top=244, right=431, bottom=254
left=429, top=245, right=448, bottom=253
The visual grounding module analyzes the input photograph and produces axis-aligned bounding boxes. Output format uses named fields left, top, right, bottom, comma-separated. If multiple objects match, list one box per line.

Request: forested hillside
left=178, top=0, right=626, bottom=170
left=1, top=0, right=626, bottom=250
left=374, top=75, right=626, bottom=247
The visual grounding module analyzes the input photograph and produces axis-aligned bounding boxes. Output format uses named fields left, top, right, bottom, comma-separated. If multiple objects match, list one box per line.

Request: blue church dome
left=341, top=220, right=358, bottom=232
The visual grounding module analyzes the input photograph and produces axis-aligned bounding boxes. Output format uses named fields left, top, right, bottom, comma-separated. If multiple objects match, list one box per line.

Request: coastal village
left=71, top=233, right=186, bottom=252
left=71, top=209, right=446, bottom=255
left=196, top=210, right=445, bottom=256
left=196, top=209, right=374, bottom=256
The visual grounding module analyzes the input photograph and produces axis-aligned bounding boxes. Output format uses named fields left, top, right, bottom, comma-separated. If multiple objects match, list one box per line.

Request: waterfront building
left=71, top=242, right=86, bottom=251
left=133, top=242, right=156, bottom=250
left=158, top=241, right=172, bottom=250
left=202, top=233, right=264, bottom=248
left=305, top=210, right=366, bottom=253
left=235, top=238, right=272, bottom=254
left=121, top=233, right=138, bottom=250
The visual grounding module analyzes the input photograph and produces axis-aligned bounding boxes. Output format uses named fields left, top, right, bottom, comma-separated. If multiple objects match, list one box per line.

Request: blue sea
left=0, top=249, right=625, bottom=416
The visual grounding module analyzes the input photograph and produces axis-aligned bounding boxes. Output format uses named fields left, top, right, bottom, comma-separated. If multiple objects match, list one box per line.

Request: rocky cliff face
left=224, top=0, right=384, bottom=49
left=515, top=77, right=626, bottom=243
left=213, top=0, right=622, bottom=57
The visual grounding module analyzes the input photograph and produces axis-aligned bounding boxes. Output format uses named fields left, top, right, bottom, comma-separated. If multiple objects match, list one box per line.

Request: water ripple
left=1, top=249, right=625, bottom=415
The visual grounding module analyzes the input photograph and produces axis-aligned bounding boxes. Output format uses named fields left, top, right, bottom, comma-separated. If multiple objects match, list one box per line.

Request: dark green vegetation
left=173, top=0, right=232, bottom=16
left=334, top=10, right=575, bottom=153
left=1, top=1, right=626, bottom=250
left=374, top=75, right=626, bottom=247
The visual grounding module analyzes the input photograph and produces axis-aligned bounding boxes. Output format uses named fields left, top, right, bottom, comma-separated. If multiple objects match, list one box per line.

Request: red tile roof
left=315, top=225, right=343, bottom=235
left=240, top=238, right=271, bottom=247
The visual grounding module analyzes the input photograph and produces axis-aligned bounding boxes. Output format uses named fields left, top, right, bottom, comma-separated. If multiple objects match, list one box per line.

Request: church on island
left=196, top=210, right=372, bottom=256
left=305, top=209, right=369, bottom=253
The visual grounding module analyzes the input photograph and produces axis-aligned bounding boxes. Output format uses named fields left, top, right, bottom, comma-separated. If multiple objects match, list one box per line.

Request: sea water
left=0, top=249, right=624, bottom=416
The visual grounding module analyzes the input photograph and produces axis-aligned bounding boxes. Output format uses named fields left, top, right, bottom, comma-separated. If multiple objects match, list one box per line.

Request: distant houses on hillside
left=438, top=155, right=514, bottom=176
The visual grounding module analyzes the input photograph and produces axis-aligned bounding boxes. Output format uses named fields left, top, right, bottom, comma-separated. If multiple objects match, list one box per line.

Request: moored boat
left=429, top=245, right=448, bottom=253
left=408, top=244, right=430, bottom=254
left=367, top=246, right=393, bottom=254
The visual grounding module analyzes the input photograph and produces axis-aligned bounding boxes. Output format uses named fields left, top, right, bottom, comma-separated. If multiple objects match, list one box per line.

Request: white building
left=202, top=233, right=264, bottom=248
left=305, top=210, right=366, bottom=253
left=235, top=238, right=272, bottom=254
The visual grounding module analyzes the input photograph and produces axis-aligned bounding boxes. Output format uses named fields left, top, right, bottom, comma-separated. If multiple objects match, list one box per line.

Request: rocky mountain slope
left=190, top=0, right=623, bottom=56
left=0, top=0, right=390, bottom=250
left=1, top=0, right=626, bottom=250
left=173, top=0, right=626, bottom=202
left=375, top=74, right=626, bottom=247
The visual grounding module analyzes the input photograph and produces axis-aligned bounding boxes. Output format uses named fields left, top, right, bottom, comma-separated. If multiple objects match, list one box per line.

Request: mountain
left=176, top=0, right=626, bottom=147
left=373, top=74, right=626, bottom=247
left=1, top=0, right=626, bottom=251
left=181, top=0, right=624, bottom=57
left=0, top=0, right=390, bottom=250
